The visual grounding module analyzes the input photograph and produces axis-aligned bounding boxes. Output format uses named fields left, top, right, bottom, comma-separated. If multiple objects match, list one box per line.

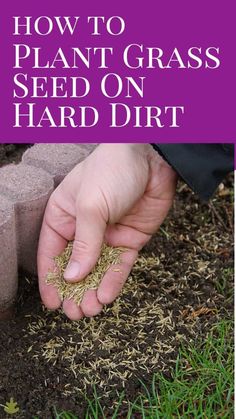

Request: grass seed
left=46, top=242, right=125, bottom=305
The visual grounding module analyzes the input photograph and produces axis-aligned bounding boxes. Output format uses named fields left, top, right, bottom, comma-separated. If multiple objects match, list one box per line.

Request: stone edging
left=0, top=143, right=96, bottom=318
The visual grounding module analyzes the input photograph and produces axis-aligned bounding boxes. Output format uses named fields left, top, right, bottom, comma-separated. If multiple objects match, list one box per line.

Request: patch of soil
left=0, top=144, right=29, bottom=168
left=0, top=163, right=233, bottom=418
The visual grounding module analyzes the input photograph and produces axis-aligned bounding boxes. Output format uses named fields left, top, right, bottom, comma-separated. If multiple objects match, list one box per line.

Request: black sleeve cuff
left=151, top=143, right=234, bottom=201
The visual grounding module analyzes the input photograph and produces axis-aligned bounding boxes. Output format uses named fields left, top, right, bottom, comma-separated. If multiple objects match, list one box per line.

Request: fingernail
left=64, top=260, right=80, bottom=280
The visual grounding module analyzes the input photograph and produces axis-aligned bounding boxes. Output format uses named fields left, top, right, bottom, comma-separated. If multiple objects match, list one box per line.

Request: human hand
left=37, top=144, right=178, bottom=320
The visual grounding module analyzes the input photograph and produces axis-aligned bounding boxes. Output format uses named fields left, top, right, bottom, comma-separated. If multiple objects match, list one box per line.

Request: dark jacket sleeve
left=152, top=144, right=234, bottom=201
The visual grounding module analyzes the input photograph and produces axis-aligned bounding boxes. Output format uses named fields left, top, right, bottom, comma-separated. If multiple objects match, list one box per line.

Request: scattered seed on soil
left=46, top=243, right=125, bottom=305
left=0, top=174, right=233, bottom=418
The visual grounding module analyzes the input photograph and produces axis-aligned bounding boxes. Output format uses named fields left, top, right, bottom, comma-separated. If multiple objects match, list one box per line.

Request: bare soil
left=0, top=144, right=29, bottom=168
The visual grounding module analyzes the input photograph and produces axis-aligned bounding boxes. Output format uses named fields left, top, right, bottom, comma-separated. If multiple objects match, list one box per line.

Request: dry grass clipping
left=46, top=242, right=124, bottom=305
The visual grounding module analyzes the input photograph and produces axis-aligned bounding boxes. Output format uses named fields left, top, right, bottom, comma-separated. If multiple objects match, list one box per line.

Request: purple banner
left=1, top=0, right=235, bottom=142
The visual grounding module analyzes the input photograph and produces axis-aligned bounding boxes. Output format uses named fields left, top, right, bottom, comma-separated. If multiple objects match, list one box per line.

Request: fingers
left=61, top=245, right=135, bottom=317
left=97, top=248, right=138, bottom=305
left=80, top=289, right=103, bottom=317
left=38, top=187, right=107, bottom=319
left=38, top=217, right=136, bottom=316
left=64, top=200, right=107, bottom=282
left=38, top=219, right=67, bottom=309
left=62, top=299, right=84, bottom=321
left=63, top=249, right=136, bottom=317
left=105, top=223, right=151, bottom=251
left=37, top=194, right=76, bottom=310
left=62, top=290, right=103, bottom=320
left=38, top=180, right=136, bottom=318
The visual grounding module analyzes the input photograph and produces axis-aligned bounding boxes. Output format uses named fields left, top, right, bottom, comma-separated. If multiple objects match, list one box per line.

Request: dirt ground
left=0, top=144, right=29, bottom=168
left=0, top=145, right=234, bottom=418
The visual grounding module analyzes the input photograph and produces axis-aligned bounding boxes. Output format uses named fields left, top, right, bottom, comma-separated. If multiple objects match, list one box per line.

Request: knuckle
left=71, top=239, right=90, bottom=257
left=44, top=194, right=61, bottom=225
left=72, top=237, right=102, bottom=258
left=77, top=190, right=105, bottom=218
left=77, top=201, right=99, bottom=218
left=73, top=239, right=90, bottom=252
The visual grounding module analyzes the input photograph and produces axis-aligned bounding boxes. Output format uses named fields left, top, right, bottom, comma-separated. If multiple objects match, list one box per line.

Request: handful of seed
left=46, top=242, right=124, bottom=305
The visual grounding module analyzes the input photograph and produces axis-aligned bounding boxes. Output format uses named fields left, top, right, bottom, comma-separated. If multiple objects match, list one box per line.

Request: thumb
left=64, top=200, right=106, bottom=282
